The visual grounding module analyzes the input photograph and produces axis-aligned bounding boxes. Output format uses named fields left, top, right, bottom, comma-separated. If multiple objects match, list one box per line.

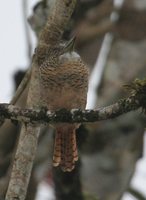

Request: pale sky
left=0, top=0, right=37, bottom=102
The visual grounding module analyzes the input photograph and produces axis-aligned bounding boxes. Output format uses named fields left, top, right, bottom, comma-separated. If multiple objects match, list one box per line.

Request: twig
left=22, top=0, right=32, bottom=60
left=128, top=187, right=146, bottom=200
left=10, top=68, right=31, bottom=105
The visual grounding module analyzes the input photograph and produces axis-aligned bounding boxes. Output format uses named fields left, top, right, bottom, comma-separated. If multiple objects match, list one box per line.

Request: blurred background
left=0, top=0, right=146, bottom=200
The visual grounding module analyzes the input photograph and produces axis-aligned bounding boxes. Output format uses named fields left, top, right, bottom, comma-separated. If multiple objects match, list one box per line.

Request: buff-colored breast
left=39, top=59, right=89, bottom=111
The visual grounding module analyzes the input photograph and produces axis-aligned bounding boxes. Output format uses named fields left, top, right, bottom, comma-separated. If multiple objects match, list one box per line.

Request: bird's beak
left=63, top=36, right=76, bottom=53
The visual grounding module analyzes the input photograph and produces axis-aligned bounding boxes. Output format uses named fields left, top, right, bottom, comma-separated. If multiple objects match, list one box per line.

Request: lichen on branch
left=0, top=82, right=145, bottom=124
left=124, top=78, right=146, bottom=111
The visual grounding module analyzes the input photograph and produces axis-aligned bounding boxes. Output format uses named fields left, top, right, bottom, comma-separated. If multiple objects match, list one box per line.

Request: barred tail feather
left=53, top=125, right=78, bottom=172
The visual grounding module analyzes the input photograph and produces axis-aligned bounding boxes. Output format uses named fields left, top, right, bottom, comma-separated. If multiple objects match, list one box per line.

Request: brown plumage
left=53, top=124, right=78, bottom=171
left=39, top=50, right=88, bottom=171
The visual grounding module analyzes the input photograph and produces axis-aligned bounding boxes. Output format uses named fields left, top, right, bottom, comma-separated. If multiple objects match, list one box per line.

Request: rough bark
left=0, top=91, right=145, bottom=124
left=5, top=1, right=77, bottom=200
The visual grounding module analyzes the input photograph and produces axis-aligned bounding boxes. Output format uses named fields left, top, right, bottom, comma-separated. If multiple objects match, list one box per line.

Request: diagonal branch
left=5, top=1, right=77, bottom=200
left=39, top=0, right=76, bottom=45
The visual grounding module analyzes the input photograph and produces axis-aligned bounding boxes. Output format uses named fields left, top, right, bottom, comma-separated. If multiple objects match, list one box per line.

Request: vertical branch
left=5, top=64, right=41, bottom=200
left=5, top=1, right=77, bottom=200
left=53, top=161, right=84, bottom=200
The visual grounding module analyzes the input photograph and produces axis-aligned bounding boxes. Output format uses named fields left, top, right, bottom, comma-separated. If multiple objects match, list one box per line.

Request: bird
left=38, top=38, right=89, bottom=172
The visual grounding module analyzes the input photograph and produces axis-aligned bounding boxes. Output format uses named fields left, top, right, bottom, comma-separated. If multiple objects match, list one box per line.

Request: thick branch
left=0, top=95, right=142, bottom=124
left=39, top=0, right=76, bottom=45
left=5, top=1, right=77, bottom=200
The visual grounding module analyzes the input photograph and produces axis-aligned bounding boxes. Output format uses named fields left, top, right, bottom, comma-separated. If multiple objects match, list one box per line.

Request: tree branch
left=5, top=1, right=77, bottom=200
left=0, top=94, right=143, bottom=124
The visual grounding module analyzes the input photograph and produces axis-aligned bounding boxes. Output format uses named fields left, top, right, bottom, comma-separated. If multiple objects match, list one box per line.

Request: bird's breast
left=39, top=60, right=88, bottom=110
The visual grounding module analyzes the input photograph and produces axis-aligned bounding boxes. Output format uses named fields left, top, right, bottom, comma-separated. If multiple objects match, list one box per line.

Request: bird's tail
left=53, top=125, right=78, bottom=172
